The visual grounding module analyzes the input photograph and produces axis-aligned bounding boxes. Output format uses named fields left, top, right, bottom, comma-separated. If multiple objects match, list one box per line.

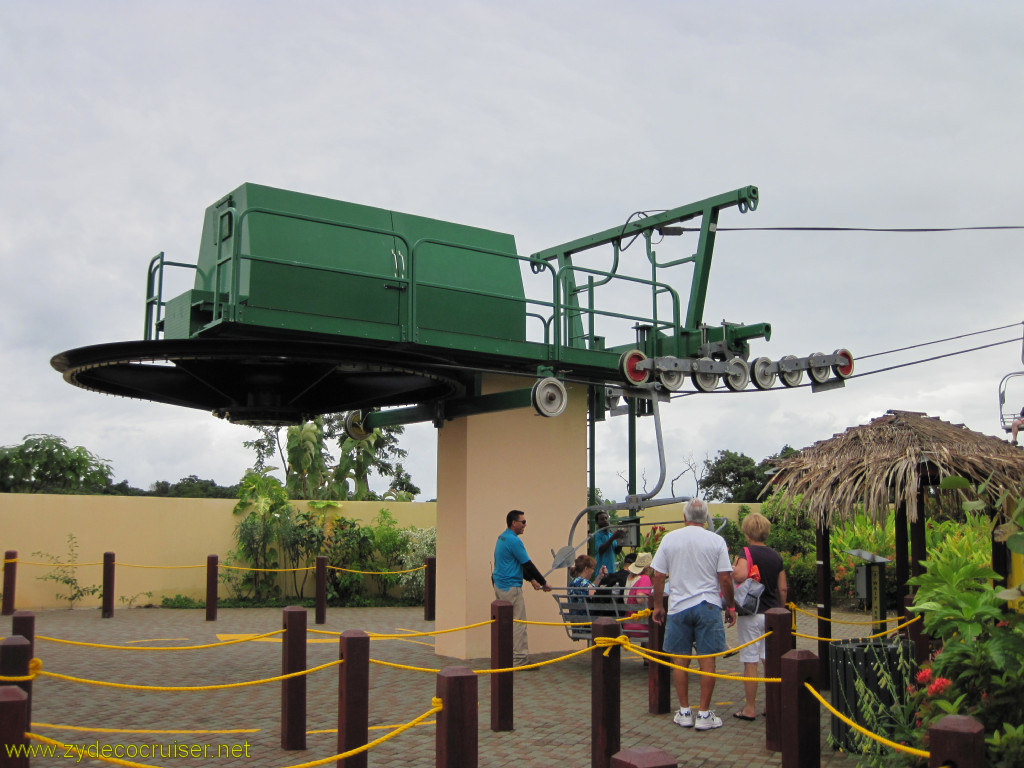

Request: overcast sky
left=2, top=2, right=1022, bottom=502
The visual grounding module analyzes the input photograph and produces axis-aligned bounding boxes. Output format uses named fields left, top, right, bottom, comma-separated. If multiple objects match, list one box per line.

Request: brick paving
left=4, top=605, right=876, bottom=767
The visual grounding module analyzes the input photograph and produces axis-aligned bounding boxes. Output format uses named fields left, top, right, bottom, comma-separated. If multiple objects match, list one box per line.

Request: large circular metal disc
left=343, top=410, right=371, bottom=441
left=691, top=358, right=718, bottom=393
left=832, top=348, right=855, bottom=379
left=750, top=356, right=776, bottom=390
left=618, top=349, right=650, bottom=385
left=50, top=338, right=465, bottom=426
left=807, top=352, right=830, bottom=384
left=778, top=355, right=803, bottom=388
left=658, top=369, right=686, bottom=392
left=723, top=357, right=750, bottom=392
left=531, top=377, right=568, bottom=417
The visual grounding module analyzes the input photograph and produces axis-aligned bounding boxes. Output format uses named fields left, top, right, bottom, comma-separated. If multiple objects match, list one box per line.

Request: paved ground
left=3, top=605, right=878, bottom=767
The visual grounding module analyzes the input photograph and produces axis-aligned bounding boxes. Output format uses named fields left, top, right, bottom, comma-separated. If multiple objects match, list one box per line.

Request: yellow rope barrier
left=9, top=560, right=104, bottom=567
left=26, top=699, right=442, bottom=768
left=640, top=630, right=770, bottom=661
left=35, top=629, right=286, bottom=651
left=365, top=620, right=493, bottom=639
left=32, top=658, right=343, bottom=691
left=218, top=564, right=314, bottom=572
left=803, top=682, right=930, bottom=759
left=607, top=639, right=781, bottom=683
left=114, top=563, right=206, bottom=569
left=795, top=614, right=921, bottom=643
left=30, top=722, right=259, bottom=735
left=326, top=564, right=427, bottom=574
left=788, top=602, right=896, bottom=626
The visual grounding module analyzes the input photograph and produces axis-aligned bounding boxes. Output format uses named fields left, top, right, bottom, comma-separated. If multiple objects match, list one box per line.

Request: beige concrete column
left=434, top=374, right=587, bottom=660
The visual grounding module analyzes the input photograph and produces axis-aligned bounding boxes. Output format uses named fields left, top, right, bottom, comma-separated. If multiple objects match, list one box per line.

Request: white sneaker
left=694, top=710, right=723, bottom=730
left=673, top=708, right=694, bottom=728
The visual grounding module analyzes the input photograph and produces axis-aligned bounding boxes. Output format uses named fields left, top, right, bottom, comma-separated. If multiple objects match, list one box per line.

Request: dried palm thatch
left=764, top=409, right=1024, bottom=527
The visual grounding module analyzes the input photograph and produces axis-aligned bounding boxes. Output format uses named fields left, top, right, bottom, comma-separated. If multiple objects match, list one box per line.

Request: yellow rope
left=10, top=560, right=104, bottom=567
left=788, top=602, right=895, bottom=626
left=795, top=614, right=922, bottom=643
left=640, top=631, right=771, bottom=660
left=35, top=629, right=285, bottom=651
left=26, top=699, right=442, bottom=768
left=803, top=682, right=930, bottom=758
left=218, top=564, right=314, bottom=572
left=477, top=644, right=599, bottom=674
left=0, top=657, right=40, bottom=682
left=34, top=658, right=343, bottom=691
left=327, top=564, right=426, bottom=575
left=114, top=563, right=206, bottom=569
left=365, top=620, right=493, bottom=639
left=30, top=722, right=259, bottom=735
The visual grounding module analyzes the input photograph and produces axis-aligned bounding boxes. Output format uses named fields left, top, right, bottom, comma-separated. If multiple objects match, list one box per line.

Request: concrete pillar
left=435, top=374, right=586, bottom=659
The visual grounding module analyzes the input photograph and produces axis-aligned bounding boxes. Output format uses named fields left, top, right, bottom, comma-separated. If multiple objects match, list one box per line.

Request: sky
left=2, top=2, right=1022, bottom=502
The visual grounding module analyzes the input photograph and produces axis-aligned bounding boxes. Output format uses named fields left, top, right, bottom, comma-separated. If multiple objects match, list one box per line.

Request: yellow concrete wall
left=0, top=494, right=435, bottom=610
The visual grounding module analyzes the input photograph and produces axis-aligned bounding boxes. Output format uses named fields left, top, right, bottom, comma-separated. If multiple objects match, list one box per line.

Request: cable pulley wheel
left=779, top=355, right=804, bottom=388
left=691, top=358, right=718, bottom=393
left=343, top=410, right=371, bottom=441
left=618, top=349, right=650, bottom=385
left=750, top=356, right=777, bottom=390
left=532, top=377, right=568, bottom=417
left=807, top=352, right=830, bottom=384
left=723, top=357, right=750, bottom=391
left=658, top=369, right=686, bottom=392
left=832, top=348, right=855, bottom=379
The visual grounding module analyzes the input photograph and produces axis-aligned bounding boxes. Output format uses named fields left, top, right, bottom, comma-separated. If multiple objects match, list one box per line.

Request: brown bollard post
left=424, top=556, right=436, bottom=621
left=436, top=666, right=478, bottom=768
left=337, top=630, right=369, bottom=768
left=928, top=714, right=985, bottom=768
left=102, top=551, right=115, bottom=618
left=2, top=551, right=16, bottom=616
left=10, top=612, right=34, bottom=726
left=206, top=555, right=218, bottom=621
left=780, top=649, right=819, bottom=768
left=647, top=594, right=670, bottom=714
left=905, top=595, right=929, bottom=667
left=610, top=747, right=678, bottom=768
left=764, top=606, right=794, bottom=752
left=0, top=636, right=32, bottom=727
left=490, top=600, right=513, bottom=731
left=0, top=686, right=29, bottom=768
left=281, top=606, right=307, bottom=751
left=316, top=556, right=327, bottom=625
left=592, top=618, right=621, bottom=768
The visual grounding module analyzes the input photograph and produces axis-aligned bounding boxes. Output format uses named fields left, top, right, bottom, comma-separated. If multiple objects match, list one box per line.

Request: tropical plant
left=395, top=526, right=437, bottom=603
left=32, top=533, right=101, bottom=607
left=231, top=468, right=293, bottom=600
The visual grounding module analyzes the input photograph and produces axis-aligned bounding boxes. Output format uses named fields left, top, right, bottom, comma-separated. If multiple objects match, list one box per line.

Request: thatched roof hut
left=765, top=409, right=1024, bottom=527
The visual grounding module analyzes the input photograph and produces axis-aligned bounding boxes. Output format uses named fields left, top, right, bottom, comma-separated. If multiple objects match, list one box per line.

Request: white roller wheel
left=723, top=357, right=750, bottom=392
left=832, top=348, right=854, bottom=379
left=343, top=410, right=371, bottom=441
left=751, top=356, right=777, bottom=390
left=532, top=377, right=568, bottom=417
left=807, top=352, right=830, bottom=384
left=658, top=369, right=686, bottom=392
left=779, top=355, right=803, bottom=388
left=691, top=358, right=718, bottom=393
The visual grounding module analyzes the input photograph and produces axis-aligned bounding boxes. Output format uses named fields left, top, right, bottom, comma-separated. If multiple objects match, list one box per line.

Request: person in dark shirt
left=731, top=512, right=787, bottom=721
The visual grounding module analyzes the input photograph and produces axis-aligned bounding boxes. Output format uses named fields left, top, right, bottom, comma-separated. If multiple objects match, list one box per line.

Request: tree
left=700, top=446, right=797, bottom=503
left=0, top=434, right=113, bottom=494
left=150, top=475, right=240, bottom=498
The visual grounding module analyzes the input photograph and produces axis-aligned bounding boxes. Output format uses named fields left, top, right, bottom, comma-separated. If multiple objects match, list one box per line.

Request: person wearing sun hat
left=622, top=551, right=655, bottom=637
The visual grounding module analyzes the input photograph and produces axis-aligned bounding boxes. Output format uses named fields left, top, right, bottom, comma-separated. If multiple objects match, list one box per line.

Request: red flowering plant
left=638, top=524, right=666, bottom=554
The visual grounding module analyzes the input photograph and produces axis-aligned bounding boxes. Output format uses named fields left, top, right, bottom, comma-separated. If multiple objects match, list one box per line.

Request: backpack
left=734, top=546, right=765, bottom=616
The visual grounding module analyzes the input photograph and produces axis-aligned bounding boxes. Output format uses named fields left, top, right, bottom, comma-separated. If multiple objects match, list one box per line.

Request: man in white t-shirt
left=651, top=499, right=736, bottom=731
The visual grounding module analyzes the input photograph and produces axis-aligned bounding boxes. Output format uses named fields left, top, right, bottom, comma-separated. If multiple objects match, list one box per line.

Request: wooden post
left=436, top=667, right=477, bottom=768
left=592, top=618, right=621, bottom=768
left=2, top=551, right=16, bottom=616
left=0, top=686, right=29, bottom=768
left=281, top=606, right=307, bottom=750
left=815, top=522, right=832, bottom=691
left=764, top=606, right=794, bottom=752
left=316, top=556, right=327, bottom=625
left=928, top=715, right=985, bottom=768
left=905, top=595, right=928, bottom=667
left=10, top=612, right=34, bottom=726
left=206, top=555, right=218, bottom=621
left=610, top=747, right=677, bottom=768
left=647, top=594, right=670, bottom=714
left=780, top=649, right=819, bottom=768
left=102, top=551, right=115, bottom=618
left=424, top=556, right=436, bottom=622
left=337, top=630, right=369, bottom=768
left=894, top=500, right=909, bottom=624
left=0, top=636, right=32, bottom=728
left=490, top=600, right=513, bottom=732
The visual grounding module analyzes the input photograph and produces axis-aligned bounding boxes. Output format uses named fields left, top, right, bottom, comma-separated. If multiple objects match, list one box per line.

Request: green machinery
left=52, top=182, right=852, bottom=434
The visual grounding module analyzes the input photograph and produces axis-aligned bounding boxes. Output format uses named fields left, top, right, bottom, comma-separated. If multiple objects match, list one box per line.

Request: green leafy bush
left=32, top=533, right=101, bottom=608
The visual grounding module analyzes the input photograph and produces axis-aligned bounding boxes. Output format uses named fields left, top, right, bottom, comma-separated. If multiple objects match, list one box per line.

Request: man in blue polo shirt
left=493, top=509, right=550, bottom=667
